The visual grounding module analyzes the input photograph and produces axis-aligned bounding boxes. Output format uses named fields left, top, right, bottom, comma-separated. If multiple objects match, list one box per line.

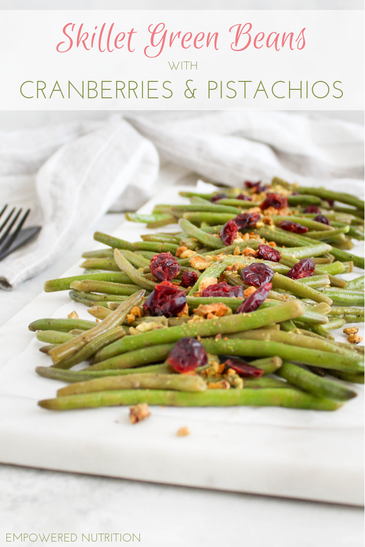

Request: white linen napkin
left=0, top=116, right=159, bottom=289
left=0, top=111, right=363, bottom=289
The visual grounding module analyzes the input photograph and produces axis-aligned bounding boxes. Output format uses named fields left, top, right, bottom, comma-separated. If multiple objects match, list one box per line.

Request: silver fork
left=0, top=205, right=41, bottom=261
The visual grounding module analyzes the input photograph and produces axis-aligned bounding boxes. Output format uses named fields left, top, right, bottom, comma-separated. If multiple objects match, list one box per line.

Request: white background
left=0, top=10, right=363, bottom=110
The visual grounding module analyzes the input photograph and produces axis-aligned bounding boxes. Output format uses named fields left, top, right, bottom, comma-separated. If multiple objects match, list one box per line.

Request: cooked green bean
left=276, top=361, right=357, bottom=401
left=39, top=388, right=342, bottom=411
left=94, top=300, right=305, bottom=362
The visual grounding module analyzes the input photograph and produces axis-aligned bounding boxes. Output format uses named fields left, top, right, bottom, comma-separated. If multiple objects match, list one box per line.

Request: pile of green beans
left=31, top=177, right=364, bottom=412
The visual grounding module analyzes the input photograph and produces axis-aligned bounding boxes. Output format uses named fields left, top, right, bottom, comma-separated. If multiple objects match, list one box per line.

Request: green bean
left=147, top=216, right=177, bottom=229
left=342, top=261, right=354, bottom=273
left=303, top=212, right=357, bottom=224
left=286, top=195, right=322, bottom=206
left=186, top=296, right=328, bottom=325
left=82, top=249, right=114, bottom=259
left=94, top=231, right=135, bottom=250
left=179, top=218, right=224, bottom=249
left=140, top=234, right=181, bottom=244
left=69, top=290, right=128, bottom=302
left=114, top=249, right=156, bottom=290
left=126, top=212, right=174, bottom=224
left=242, top=378, right=290, bottom=389
left=272, top=273, right=332, bottom=305
left=276, top=362, right=357, bottom=401
left=342, top=315, right=364, bottom=323
left=329, top=371, right=364, bottom=384
left=81, top=258, right=121, bottom=271
left=179, top=191, right=214, bottom=199
left=254, top=226, right=318, bottom=247
left=53, top=327, right=127, bottom=370
left=325, top=205, right=364, bottom=219
left=345, top=275, right=365, bottom=291
left=198, top=225, right=225, bottom=234
left=36, top=331, right=74, bottom=344
left=322, top=289, right=364, bottom=306
left=68, top=292, right=110, bottom=307
left=172, top=204, right=241, bottom=215
left=247, top=356, right=283, bottom=374
left=57, top=373, right=207, bottom=397
left=296, top=186, right=364, bottom=210
left=229, top=328, right=359, bottom=361
left=29, top=318, right=96, bottom=333
left=70, top=280, right=142, bottom=296
left=44, top=273, right=132, bottom=292
left=306, top=227, right=350, bottom=240
left=183, top=212, right=236, bottom=225
left=332, top=307, right=364, bottom=318
left=132, top=241, right=179, bottom=254
left=36, top=363, right=172, bottom=382
left=296, top=275, right=330, bottom=289
left=88, top=306, right=112, bottom=320
left=329, top=247, right=365, bottom=269
left=280, top=243, right=332, bottom=259
left=49, top=291, right=145, bottom=365
left=202, top=240, right=262, bottom=257
left=272, top=216, right=333, bottom=232
left=94, top=300, right=305, bottom=362
left=316, top=262, right=346, bottom=275
left=39, top=344, right=58, bottom=354
left=38, top=388, right=341, bottom=411
left=215, top=199, right=258, bottom=208
left=330, top=223, right=364, bottom=240
left=320, top=318, right=346, bottom=331
left=188, top=260, right=231, bottom=296
left=200, top=338, right=363, bottom=373
left=89, top=343, right=175, bottom=371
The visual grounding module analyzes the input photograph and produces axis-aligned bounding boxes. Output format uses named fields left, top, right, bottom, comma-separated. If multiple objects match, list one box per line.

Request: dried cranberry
left=245, top=181, right=268, bottom=193
left=245, top=181, right=261, bottom=188
left=237, top=282, right=272, bottom=313
left=211, top=193, right=227, bottom=203
left=260, top=193, right=287, bottom=211
left=279, top=220, right=308, bottom=234
left=200, top=282, right=244, bottom=298
left=233, top=212, right=261, bottom=229
left=326, top=199, right=335, bottom=207
left=220, top=220, right=238, bottom=246
left=236, top=193, right=252, bottom=201
left=240, top=264, right=274, bottom=287
left=314, top=214, right=330, bottom=226
left=180, top=270, right=198, bottom=288
left=304, top=205, right=321, bottom=214
left=225, top=358, right=264, bottom=378
left=257, top=244, right=281, bottom=262
left=143, top=281, right=186, bottom=317
left=287, top=258, right=315, bottom=280
left=167, top=337, right=207, bottom=373
left=150, top=252, right=181, bottom=282
left=291, top=191, right=300, bottom=195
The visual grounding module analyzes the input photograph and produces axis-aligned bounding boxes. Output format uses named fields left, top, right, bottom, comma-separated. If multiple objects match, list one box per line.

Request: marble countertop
left=0, top=213, right=363, bottom=547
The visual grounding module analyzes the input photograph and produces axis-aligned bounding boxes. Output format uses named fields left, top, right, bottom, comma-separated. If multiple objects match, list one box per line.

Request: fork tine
left=0, top=208, right=31, bottom=255
left=0, top=208, right=22, bottom=246
left=0, top=204, right=8, bottom=219
left=0, top=206, right=15, bottom=235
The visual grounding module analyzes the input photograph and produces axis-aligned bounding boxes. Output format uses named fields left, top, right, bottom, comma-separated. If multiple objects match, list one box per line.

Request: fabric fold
left=0, top=111, right=363, bottom=289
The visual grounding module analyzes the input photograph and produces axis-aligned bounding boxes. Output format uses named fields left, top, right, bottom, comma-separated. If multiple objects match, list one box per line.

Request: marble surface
left=0, top=210, right=364, bottom=547
left=0, top=463, right=363, bottom=547
left=1, top=110, right=364, bottom=544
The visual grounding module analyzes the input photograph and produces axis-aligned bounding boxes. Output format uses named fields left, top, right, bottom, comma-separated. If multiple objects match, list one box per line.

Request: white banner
left=0, top=10, right=363, bottom=109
